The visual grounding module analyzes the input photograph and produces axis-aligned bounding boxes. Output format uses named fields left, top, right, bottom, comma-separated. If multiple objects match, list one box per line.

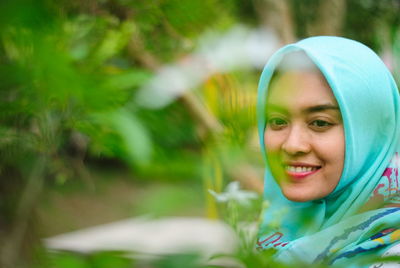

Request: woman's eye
left=310, top=120, right=333, bottom=129
left=267, top=118, right=287, bottom=129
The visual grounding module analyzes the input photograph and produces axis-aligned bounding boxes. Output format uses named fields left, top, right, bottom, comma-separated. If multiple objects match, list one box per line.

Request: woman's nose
left=281, top=125, right=311, bottom=156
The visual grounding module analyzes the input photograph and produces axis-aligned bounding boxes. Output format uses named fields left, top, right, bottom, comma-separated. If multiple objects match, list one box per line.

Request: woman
left=256, top=36, right=400, bottom=267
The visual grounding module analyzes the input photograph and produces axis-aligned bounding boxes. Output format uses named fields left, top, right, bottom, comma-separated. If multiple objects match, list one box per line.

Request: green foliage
left=0, top=0, right=157, bottom=176
left=162, top=0, right=224, bottom=36
left=50, top=251, right=134, bottom=268
left=137, top=101, right=198, bottom=149
left=291, top=0, right=400, bottom=51
left=84, top=109, right=152, bottom=166
left=151, top=253, right=203, bottom=268
left=344, top=0, right=400, bottom=50
left=49, top=250, right=211, bottom=268
left=134, top=183, right=204, bottom=217
left=51, top=253, right=89, bottom=268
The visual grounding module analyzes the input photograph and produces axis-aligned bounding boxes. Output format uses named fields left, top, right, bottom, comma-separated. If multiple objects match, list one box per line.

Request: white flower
left=208, top=181, right=259, bottom=206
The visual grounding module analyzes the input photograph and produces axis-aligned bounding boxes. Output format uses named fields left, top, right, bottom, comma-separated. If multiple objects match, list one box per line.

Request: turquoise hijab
left=257, top=36, right=400, bottom=267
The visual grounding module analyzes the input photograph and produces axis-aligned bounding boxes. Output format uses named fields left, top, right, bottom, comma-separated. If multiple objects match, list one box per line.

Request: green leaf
left=104, top=70, right=151, bottom=91
left=51, top=253, right=89, bottom=268
left=108, top=108, right=152, bottom=166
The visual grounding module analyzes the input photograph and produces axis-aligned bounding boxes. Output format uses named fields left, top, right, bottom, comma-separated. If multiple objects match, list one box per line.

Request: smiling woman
left=265, top=69, right=345, bottom=203
left=256, top=37, right=400, bottom=267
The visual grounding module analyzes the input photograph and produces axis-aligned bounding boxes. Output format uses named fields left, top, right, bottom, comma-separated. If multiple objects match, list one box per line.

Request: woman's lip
left=284, top=166, right=321, bottom=180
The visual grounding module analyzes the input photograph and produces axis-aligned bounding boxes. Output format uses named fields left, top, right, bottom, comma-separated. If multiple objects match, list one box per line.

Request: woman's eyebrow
left=306, top=104, right=340, bottom=113
left=265, top=104, right=286, bottom=113
left=266, top=104, right=339, bottom=113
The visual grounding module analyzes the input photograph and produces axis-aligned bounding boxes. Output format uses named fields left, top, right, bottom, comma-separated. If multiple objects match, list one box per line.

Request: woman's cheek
left=264, top=130, right=280, bottom=152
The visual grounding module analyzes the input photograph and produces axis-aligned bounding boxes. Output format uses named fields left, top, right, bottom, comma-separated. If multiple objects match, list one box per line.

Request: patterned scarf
left=256, top=36, right=400, bottom=267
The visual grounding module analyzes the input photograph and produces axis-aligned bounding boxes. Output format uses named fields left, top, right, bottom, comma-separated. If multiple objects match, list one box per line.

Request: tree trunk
left=254, top=0, right=296, bottom=44
left=309, top=0, right=346, bottom=36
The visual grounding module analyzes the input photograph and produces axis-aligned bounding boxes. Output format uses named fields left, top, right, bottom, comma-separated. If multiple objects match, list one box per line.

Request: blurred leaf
left=152, top=253, right=202, bottom=268
left=108, top=108, right=152, bottom=166
left=0, top=0, right=55, bottom=30
left=137, top=102, right=198, bottom=149
left=135, top=183, right=203, bottom=217
left=90, top=251, right=133, bottom=268
left=51, top=253, right=89, bottom=268
left=162, top=0, right=228, bottom=37
left=104, top=69, right=151, bottom=91
left=92, top=20, right=136, bottom=65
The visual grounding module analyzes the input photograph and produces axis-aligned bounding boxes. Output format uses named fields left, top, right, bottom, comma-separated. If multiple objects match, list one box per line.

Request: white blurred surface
left=370, top=242, right=400, bottom=268
left=44, top=217, right=238, bottom=259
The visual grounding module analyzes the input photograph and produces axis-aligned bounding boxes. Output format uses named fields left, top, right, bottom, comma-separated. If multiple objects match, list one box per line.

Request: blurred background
left=1, top=0, right=400, bottom=267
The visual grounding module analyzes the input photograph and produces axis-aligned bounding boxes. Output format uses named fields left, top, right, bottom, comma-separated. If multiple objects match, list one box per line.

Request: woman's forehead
left=267, top=71, right=338, bottom=108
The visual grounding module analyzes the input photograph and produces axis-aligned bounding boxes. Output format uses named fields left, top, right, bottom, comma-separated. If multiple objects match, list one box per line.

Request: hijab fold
left=257, top=36, right=400, bottom=267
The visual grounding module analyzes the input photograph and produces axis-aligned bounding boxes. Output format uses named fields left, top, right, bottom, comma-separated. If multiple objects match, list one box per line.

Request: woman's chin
left=283, top=194, right=312, bottom=203
left=281, top=188, right=320, bottom=202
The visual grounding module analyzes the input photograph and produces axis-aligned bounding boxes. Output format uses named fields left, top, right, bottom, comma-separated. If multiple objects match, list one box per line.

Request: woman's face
left=264, top=71, right=345, bottom=202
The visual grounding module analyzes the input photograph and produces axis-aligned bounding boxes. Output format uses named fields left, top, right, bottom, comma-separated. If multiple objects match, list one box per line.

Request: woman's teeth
left=285, top=166, right=318, bottom=172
